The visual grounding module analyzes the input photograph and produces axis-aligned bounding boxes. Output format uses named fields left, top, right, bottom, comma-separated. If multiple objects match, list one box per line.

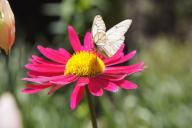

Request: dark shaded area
left=10, top=0, right=61, bottom=43
left=8, top=0, right=192, bottom=45
left=145, top=0, right=176, bottom=35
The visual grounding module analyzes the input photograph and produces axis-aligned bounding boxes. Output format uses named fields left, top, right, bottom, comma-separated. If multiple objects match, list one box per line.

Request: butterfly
left=91, top=15, right=132, bottom=57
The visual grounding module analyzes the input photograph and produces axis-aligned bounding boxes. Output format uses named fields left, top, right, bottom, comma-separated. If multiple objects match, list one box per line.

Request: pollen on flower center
left=64, top=51, right=105, bottom=77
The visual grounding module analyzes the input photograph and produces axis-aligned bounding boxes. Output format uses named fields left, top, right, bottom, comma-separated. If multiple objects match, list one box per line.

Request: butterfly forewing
left=106, top=19, right=132, bottom=40
left=91, top=15, right=106, bottom=38
left=103, top=19, right=132, bottom=57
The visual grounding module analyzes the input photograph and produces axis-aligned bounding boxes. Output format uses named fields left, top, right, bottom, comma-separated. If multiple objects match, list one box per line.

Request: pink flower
left=22, top=26, right=144, bottom=110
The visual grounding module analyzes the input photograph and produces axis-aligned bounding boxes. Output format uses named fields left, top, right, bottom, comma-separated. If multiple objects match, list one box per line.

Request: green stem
left=86, top=87, right=98, bottom=128
left=5, top=55, right=13, bottom=93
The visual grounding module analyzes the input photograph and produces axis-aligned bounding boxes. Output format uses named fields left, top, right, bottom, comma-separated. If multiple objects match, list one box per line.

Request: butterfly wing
left=103, top=19, right=132, bottom=57
left=91, top=15, right=106, bottom=39
left=91, top=15, right=108, bottom=55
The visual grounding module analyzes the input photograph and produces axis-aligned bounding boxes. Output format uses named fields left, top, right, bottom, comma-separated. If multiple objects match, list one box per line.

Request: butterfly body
left=91, top=15, right=132, bottom=57
left=93, top=32, right=107, bottom=46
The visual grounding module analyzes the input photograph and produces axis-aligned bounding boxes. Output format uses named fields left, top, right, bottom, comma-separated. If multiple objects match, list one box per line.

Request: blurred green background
left=0, top=0, right=192, bottom=127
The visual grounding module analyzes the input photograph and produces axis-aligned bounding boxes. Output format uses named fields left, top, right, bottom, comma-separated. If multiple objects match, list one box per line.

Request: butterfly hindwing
left=91, top=15, right=106, bottom=38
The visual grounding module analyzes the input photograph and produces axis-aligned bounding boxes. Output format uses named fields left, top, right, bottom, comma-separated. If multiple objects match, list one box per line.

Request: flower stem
left=85, top=87, right=98, bottom=128
left=5, top=55, right=14, bottom=93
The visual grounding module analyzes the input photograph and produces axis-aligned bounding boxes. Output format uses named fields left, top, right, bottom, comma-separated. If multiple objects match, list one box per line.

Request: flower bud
left=0, top=0, right=15, bottom=54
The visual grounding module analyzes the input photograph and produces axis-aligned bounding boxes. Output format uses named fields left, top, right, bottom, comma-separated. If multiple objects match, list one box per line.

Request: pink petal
left=29, top=62, right=64, bottom=69
left=27, top=71, right=62, bottom=77
left=70, top=85, right=85, bottom=110
left=50, top=75, right=78, bottom=85
left=114, top=80, right=138, bottom=90
left=106, top=50, right=136, bottom=66
left=27, top=72, right=37, bottom=78
left=67, top=26, right=82, bottom=52
left=104, top=61, right=144, bottom=75
left=104, top=44, right=124, bottom=64
left=22, top=88, right=44, bottom=94
left=37, top=45, right=67, bottom=64
left=22, top=83, right=53, bottom=94
left=26, top=83, right=52, bottom=89
left=88, top=77, right=119, bottom=93
left=88, top=78, right=104, bottom=96
left=53, top=77, right=87, bottom=98
left=58, top=48, right=71, bottom=59
left=98, top=74, right=127, bottom=81
left=76, top=77, right=89, bottom=86
left=48, top=76, right=78, bottom=94
left=31, top=55, right=56, bottom=64
left=25, top=63, right=64, bottom=73
left=83, top=32, right=94, bottom=50
left=104, top=82, right=119, bottom=92
left=46, top=47, right=69, bottom=62
left=23, top=75, right=67, bottom=83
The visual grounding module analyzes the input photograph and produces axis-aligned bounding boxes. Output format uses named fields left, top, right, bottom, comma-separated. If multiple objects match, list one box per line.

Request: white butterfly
left=91, top=15, right=132, bottom=57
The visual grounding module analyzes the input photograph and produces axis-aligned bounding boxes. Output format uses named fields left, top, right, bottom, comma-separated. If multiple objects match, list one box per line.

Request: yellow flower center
left=64, top=51, right=105, bottom=77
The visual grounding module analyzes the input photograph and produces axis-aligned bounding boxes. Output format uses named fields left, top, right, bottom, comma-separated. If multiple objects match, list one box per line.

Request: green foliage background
left=0, top=0, right=192, bottom=127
